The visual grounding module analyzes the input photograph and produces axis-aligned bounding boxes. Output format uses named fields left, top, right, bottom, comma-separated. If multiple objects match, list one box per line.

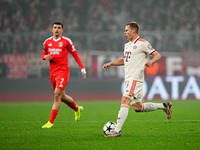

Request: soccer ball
left=103, top=121, right=116, bottom=135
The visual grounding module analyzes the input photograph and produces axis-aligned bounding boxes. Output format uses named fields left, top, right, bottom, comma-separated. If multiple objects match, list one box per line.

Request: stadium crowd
left=1, top=0, right=200, bottom=32
left=0, top=0, right=199, bottom=53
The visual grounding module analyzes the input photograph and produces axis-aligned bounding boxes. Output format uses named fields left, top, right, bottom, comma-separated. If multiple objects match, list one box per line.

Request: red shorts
left=50, top=74, right=69, bottom=90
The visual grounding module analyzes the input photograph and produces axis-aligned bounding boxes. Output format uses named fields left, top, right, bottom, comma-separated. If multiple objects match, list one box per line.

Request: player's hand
left=145, top=61, right=153, bottom=67
left=81, top=68, right=86, bottom=79
left=44, top=54, right=52, bottom=61
left=103, top=63, right=111, bottom=70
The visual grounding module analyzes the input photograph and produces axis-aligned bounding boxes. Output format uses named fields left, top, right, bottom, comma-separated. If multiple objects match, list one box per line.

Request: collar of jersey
left=53, top=37, right=62, bottom=42
left=129, top=36, right=140, bottom=44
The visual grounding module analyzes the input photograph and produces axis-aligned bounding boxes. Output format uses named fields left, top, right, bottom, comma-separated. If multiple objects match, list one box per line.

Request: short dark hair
left=52, top=22, right=63, bottom=28
left=126, top=22, right=139, bottom=33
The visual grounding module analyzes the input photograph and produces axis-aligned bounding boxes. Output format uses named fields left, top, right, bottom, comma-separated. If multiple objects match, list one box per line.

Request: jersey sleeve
left=67, top=38, right=76, bottom=53
left=71, top=51, right=85, bottom=69
left=143, top=41, right=155, bottom=55
left=67, top=38, right=85, bottom=69
left=41, top=41, right=48, bottom=60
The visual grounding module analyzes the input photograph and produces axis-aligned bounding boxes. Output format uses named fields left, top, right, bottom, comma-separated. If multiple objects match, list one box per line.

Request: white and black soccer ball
left=103, top=121, right=116, bottom=135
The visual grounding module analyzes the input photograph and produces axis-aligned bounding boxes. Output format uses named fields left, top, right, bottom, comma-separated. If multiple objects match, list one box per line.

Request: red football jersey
left=41, top=36, right=84, bottom=75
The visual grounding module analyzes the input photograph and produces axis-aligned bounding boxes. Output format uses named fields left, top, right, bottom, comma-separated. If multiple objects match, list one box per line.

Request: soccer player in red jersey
left=41, top=22, right=86, bottom=128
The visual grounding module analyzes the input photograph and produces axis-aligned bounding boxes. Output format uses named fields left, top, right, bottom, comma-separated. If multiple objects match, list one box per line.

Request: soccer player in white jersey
left=103, top=22, right=172, bottom=137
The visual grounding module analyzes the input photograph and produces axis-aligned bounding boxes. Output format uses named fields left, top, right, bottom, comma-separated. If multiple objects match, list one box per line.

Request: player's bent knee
left=132, top=106, right=140, bottom=112
left=61, top=94, right=74, bottom=105
left=132, top=104, right=142, bottom=112
left=121, top=96, right=131, bottom=105
left=135, top=109, right=142, bottom=112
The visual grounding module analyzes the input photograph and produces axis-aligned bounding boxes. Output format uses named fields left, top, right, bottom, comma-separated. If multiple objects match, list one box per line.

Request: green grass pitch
left=1, top=101, right=200, bottom=150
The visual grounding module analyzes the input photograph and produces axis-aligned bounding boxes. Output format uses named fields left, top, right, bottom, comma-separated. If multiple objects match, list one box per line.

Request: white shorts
left=123, top=79, right=144, bottom=105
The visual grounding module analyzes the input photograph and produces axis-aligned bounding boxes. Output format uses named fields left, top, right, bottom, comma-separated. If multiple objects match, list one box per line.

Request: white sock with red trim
left=142, top=102, right=164, bottom=112
left=115, top=104, right=129, bottom=132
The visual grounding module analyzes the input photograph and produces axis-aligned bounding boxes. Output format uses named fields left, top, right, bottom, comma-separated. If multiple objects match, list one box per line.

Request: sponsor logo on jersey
left=48, top=43, right=52, bottom=46
left=133, top=45, right=137, bottom=49
left=49, top=48, right=62, bottom=55
left=124, top=51, right=131, bottom=62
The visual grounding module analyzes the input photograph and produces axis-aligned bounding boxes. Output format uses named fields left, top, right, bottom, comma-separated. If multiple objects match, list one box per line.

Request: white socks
left=114, top=102, right=165, bottom=132
left=142, top=102, right=164, bottom=112
left=115, top=104, right=129, bottom=132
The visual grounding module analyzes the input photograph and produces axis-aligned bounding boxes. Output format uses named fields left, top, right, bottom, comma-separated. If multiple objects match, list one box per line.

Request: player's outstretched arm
left=103, top=58, right=124, bottom=70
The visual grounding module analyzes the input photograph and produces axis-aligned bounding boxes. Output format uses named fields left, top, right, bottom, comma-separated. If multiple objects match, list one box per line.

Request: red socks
left=48, top=102, right=78, bottom=124
left=68, top=101, right=78, bottom=112
left=49, top=109, right=58, bottom=123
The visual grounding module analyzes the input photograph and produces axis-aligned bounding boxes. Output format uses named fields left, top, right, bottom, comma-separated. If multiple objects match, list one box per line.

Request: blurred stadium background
left=0, top=0, right=200, bottom=102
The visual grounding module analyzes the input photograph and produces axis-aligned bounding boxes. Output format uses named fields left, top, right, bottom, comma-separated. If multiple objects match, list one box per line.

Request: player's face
left=52, top=24, right=63, bottom=38
left=124, top=25, right=134, bottom=41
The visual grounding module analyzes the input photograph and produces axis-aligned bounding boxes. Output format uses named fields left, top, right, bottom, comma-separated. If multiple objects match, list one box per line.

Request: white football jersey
left=124, top=36, right=155, bottom=82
